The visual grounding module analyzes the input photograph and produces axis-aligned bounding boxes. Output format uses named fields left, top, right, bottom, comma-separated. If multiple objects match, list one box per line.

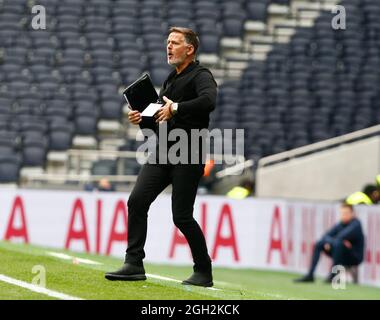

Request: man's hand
left=343, top=240, right=352, bottom=249
left=128, top=110, right=142, bottom=125
left=324, top=243, right=331, bottom=252
left=155, top=96, right=174, bottom=123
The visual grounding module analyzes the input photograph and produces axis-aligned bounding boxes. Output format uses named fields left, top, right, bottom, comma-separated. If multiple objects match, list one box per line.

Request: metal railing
left=23, top=148, right=246, bottom=185
left=215, top=159, right=255, bottom=179
left=67, top=149, right=145, bottom=176
left=258, top=124, right=380, bottom=168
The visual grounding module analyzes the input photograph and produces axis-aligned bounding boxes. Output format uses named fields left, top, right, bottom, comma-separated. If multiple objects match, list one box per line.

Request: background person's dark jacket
left=321, top=218, right=365, bottom=263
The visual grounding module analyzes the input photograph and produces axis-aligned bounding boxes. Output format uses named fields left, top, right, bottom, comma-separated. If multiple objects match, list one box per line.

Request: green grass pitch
left=0, top=241, right=379, bottom=300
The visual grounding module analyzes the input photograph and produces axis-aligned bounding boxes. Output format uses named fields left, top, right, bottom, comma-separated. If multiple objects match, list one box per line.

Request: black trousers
left=307, top=239, right=360, bottom=277
left=124, top=162, right=212, bottom=273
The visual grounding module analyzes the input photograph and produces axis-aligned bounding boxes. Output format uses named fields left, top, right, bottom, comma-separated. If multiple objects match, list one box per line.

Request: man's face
left=167, top=32, right=192, bottom=66
left=99, top=178, right=111, bottom=190
left=340, top=206, right=354, bottom=224
left=371, top=190, right=380, bottom=203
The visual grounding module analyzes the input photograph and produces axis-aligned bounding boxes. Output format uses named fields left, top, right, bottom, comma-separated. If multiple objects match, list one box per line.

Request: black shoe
left=182, top=271, right=213, bottom=287
left=293, top=275, right=314, bottom=283
left=105, top=263, right=146, bottom=281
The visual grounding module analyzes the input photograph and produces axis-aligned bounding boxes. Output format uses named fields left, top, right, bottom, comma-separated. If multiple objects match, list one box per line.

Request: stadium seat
left=48, top=122, right=74, bottom=151
left=74, top=112, right=98, bottom=136
left=246, top=3, right=269, bottom=22
left=99, top=97, right=123, bottom=120
left=0, top=154, right=20, bottom=183
left=199, top=34, right=220, bottom=54
left=21, top=138, right=47, bottom=167
left=223, top=19, right=245, bottom=38
left=91, top=159, right=117, bottom=176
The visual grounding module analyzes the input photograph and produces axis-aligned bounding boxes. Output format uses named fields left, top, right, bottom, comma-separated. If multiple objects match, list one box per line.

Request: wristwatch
left=171, top=103, right=178, bottom=115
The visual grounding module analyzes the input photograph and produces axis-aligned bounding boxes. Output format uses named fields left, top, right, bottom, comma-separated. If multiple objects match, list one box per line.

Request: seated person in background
left=97, top=178, right=115, bottom=192
left=294, top=202, right=364, bottom=283
left=84, top=178, right=115, bottom=192
left=226, top=178, right=254, bottom=199
left=346, top=184, right=380, bottom=205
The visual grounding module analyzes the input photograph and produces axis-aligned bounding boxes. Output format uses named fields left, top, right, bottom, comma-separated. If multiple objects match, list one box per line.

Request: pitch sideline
left=0, top=273, right=83, bottom=300
left=46, top=251, right=223, bottom=291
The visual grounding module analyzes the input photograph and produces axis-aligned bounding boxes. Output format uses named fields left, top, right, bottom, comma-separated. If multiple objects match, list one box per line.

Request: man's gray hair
left=168, top=26, right=200, bottom=54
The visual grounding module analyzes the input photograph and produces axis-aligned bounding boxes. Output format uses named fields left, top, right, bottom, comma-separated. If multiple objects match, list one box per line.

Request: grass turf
left=0, top=241, right=379, bottom=300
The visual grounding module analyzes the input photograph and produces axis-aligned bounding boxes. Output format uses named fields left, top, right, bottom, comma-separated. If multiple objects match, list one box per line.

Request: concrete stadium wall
left=256, top=136, right=380, bottom=201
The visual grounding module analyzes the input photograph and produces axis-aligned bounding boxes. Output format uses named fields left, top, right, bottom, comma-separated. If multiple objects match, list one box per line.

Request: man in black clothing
left=105, top=27, right=217, bottom=287
left=294, top=203, right=365, bottom=283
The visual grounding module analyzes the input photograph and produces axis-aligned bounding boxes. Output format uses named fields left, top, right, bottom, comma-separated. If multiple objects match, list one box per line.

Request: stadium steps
left=72, top=136, right=98, bottom=149
left=20, top=167, right=44, bottom=184
left=217, top=2, right=294, bottom=70
left=244, top=0, right=341, bottom=61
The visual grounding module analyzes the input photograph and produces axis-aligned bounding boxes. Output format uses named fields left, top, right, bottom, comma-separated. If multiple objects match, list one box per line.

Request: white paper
left=141, top=103, right=162, bottom=117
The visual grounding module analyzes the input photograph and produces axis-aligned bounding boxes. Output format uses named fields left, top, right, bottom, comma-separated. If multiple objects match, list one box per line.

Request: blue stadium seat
left=246, top=2, right=268, bottom=22
left=74, top=111, right=98, bottom=136
left=100, top=97, right=123, bottom=120
left=223, top=19, right=245, bottom=38
left=48, top=122, right=74, bottom=151
left=199, top=34, right=220, bottom=54
left=45, top=107, right=72, bottom=123
left=0, top=154, right=20, bottom=183
left=91, top=159, right=117, bottom=176
left=21, top=138, right=47, bottom=167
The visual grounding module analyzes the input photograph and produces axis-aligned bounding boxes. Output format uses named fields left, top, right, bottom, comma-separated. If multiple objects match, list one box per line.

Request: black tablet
left=123, top=73, right=159, bottom=113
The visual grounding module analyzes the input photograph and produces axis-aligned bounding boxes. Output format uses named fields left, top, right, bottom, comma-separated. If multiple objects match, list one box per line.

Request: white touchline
left=45, top=251, right=222, bottom=292
left=146, top=273, right=181, bottom=283
left=0, top=274, right=83, bottom=300
left=46, top=252, right=74, bottom=260
left=47, top=252, right=103, bottom=265
left=146, top=273, right=222, bottom=291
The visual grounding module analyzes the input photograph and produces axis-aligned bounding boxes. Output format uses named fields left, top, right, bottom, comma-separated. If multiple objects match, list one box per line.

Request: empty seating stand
left=232, top=0, right=380, bottom=160
left=0, top=0, right=282, bottom=183
left=4, top=0, right=378, bottom=183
